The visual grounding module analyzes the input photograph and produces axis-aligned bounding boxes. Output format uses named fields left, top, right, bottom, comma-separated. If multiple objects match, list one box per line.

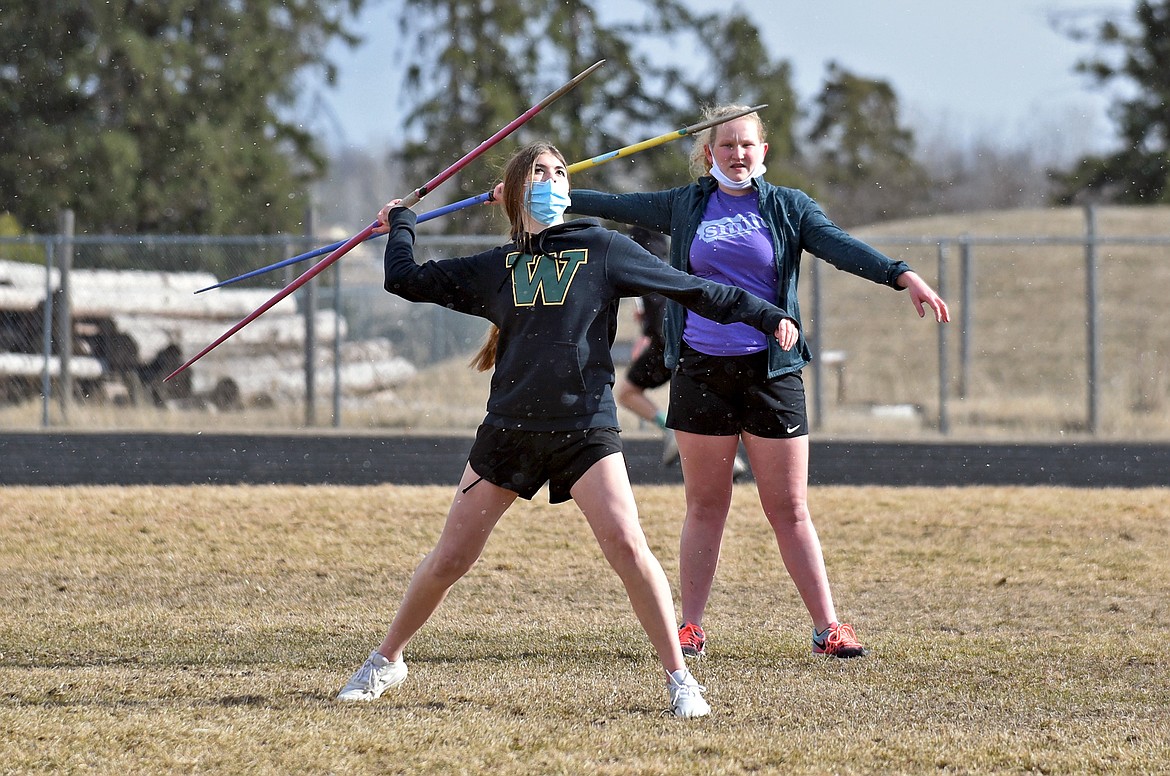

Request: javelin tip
left=571, top=60, right=605, bottom=82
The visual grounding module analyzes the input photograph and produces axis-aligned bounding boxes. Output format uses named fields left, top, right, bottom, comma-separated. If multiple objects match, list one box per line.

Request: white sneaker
left=336, top=650, right=408, bottom=701
left=661, top=429, right=680, bottom=466
left=667, top=668, right=710, bottom=718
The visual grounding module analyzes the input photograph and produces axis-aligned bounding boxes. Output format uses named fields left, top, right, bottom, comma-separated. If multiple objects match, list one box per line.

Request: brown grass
left=827, top=205, right=1170, bottom=440
left=2, top=484, right=1168, bottom=774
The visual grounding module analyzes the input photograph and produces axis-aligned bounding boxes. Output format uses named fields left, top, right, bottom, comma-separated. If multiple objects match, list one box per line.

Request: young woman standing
left=568, top=106, right=950, bottom=660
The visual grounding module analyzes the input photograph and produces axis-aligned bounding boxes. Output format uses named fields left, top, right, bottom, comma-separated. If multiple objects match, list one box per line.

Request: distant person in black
left=334, top=141, right=800, bottom=718
left=617, top=226, right=747, bottom=477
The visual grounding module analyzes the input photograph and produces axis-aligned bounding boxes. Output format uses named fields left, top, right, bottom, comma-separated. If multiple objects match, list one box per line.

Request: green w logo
left=506, top=249, right=588, bottom=306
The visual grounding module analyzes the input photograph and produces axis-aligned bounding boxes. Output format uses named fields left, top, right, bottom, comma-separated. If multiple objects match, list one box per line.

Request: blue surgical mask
left=525, top=178, right=571, bottom=225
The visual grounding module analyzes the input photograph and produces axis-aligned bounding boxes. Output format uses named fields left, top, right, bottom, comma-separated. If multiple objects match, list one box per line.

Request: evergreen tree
left=389, top=0, right=808, bottom=228
left=1055, top=0, right=1170, bottom=204
left=627, top=6, right=809, bottom=189
left=0, top=0, right=366, bottom=234
left=394, top=0, right=676, bottom=232
left=806, top=62, right=930, bottom=226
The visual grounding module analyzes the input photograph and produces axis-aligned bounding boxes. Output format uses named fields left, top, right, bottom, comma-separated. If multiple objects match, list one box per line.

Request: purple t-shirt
left=684, top=189, right=779, bottom=355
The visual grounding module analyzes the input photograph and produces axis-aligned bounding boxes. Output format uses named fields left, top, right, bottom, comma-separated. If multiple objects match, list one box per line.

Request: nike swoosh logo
left=786, top=424, right=801, bottom=434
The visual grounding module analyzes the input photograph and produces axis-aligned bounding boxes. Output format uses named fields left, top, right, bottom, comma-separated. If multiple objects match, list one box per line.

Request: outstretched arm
left=611, top=233, right=798, bottom=349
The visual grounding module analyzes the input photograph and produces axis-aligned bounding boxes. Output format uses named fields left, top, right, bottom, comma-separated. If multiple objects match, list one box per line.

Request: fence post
left=332, top=260, right=342, bottom=428
left=1085, top=204, right=1100, bottom=434
left=959, top=237, right=973, bottom=400
left=55, top=209, right=75, bottom=423
left=301, top=206, right=317, bottom=427
left=40, top=239, right=56, bottom=427
left=936, top=241, right=950, bottom=435
left=809, top=257, right=825, bottom=431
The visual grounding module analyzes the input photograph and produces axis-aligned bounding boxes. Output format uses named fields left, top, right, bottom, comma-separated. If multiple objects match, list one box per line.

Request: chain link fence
left=2, top=208, right=1168, bottom=440
left=808, top=207, right=1170, bottom=440
left=0, top=219, right=496, bottom=430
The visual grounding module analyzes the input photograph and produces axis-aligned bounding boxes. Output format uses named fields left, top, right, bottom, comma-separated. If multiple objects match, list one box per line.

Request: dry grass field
left=833, top=205, right=1170, bottom=440
left=2, top=483, right=1168, bottom=774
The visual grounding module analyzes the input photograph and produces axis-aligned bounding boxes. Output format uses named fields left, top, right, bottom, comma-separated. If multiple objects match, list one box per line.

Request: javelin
left=194, top=103, right=768, bottom=293
left=164, top=60, right=606, bottom=382
left=193, top=191, right=496, bottom=293
left=565, top=103, right=767, bottom=172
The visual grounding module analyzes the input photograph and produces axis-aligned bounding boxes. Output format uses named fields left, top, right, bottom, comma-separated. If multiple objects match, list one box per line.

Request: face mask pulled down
left=707, top=154, right=767, bottom=191
left=526, top=178, right=571, bottom=226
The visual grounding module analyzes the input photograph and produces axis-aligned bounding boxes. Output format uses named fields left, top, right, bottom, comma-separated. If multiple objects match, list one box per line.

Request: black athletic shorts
left=467, top=425, right=623, bottom=504
left=625, top=336, right=671, bottom=390
left=667, top=342, right=808, bottom=438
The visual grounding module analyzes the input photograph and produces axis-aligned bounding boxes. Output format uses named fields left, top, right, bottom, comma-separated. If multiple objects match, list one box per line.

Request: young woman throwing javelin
left=567, top=105, right=950, bottom=660
left=335, top=141, right=799, bottom=718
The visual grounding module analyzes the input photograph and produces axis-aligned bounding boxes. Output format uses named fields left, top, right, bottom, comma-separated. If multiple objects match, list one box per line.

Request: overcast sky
left=307, top=0, right=1136, bottom=159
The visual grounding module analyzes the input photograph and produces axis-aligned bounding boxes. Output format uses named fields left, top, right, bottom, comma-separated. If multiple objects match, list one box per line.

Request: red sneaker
left=812, top=622, right=868, bottom=658
left=678, top=622, right=706, bottom=658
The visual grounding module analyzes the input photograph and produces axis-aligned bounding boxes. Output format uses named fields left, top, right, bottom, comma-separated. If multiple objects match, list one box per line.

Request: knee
left=615, top=380, right=639, bottom=405
left=598, top=530, right=651, bottom=573
left=686, top=496, right=733, bottom=526
left=424, top=547, right=478, bottom=583
left=770, top=497, right=811, bottom=527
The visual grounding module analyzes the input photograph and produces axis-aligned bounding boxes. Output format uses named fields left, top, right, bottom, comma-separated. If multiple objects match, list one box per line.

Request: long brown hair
left=687, top=104, right=767, bottom=180
left=470, top=141, right=570, bottom=372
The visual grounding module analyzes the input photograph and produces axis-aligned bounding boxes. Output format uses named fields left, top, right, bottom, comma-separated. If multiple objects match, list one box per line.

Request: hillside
left=818, top=205, right=1170, bottom=439
left=856, top=205, right=1170, bottom=240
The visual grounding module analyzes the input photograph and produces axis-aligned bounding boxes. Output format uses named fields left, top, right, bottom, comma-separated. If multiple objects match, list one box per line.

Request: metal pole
left=1085, top=204, right=1100, bottom=434
left=199, top=104, right=769, bottom=292
left=56, top=209, right=74, bottom=423
left=959, top=238, right=973, bottom=400
left=809, top=258, right=825, bottom=431
left=301, top=206, right=317, bottom=427
left=937, top=242, right=950, bottom=435
left=332, top=259, right=342, bottom=428
left=40, top=240, right=56, bottom=427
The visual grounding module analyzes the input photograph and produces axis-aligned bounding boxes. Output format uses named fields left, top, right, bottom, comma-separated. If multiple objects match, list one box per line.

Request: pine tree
left=389, top=0, right=805, bottom=230
left=1055, top=0, right=1170, bottom=204
left=806, top=62, right=930, bottom=226
left=0, top=0, right=367, bottom=234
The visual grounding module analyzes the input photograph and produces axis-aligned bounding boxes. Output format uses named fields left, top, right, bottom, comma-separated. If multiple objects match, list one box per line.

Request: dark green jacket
left=570, top=177, right=911, bottom=379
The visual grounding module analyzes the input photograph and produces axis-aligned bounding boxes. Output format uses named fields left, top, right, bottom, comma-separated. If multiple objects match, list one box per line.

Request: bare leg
left=615, top=376, right=660, bottom=425
left=377, top=463, right=517, bottom=661
left=675, top=431, right=740, bottom=626
left=570, top=453, right=687, bottom=675
left=741, top=433, right=837, bottom=631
